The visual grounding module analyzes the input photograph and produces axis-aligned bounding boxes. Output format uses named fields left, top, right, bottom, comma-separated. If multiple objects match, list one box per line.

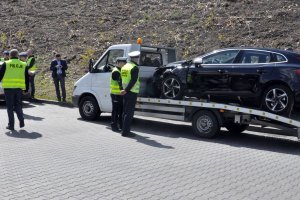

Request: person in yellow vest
left=0, top=49, right=29, bottom=131
left=110, top=57, right=127, bottom=132
left=0, top=51, right=9, bottom=61
left=120, top=51, right=140, bottom=137
left=26, top=49, right=37, bottom=99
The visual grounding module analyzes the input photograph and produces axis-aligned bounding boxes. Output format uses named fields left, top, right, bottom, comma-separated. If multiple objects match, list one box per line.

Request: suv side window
left=95, top=49, right=124, bottom=72
left=240, top=50, right=271, bottom=64
left=202, top=50, right=239, bottom=64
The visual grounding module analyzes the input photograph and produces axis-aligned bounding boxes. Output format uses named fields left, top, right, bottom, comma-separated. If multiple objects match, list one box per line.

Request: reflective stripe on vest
left=2, top=59, right=26, bottom=89
left=27, top=56, right=37, bottom=72
left=110, top=67, right=121, bottom=95
left=121, top=62, right=140, bottom=93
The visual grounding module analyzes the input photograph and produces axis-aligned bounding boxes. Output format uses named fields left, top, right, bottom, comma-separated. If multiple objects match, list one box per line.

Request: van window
left=140, top=52, right=162, bottom=67
left=95, top=49, right=124, bottom=72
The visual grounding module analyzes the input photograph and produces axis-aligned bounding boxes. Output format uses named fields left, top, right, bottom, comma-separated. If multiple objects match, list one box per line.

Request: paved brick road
left=1, top=101, right=300, bottom=200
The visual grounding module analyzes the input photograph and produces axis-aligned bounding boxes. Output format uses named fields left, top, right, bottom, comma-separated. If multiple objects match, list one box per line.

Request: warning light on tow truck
left=137, top=38, right=142, bottom=44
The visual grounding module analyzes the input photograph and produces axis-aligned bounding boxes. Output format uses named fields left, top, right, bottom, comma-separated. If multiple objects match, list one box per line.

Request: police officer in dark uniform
left=110, top=57, right=127, bottom=132
left=120, top=51, right=140, bottom=137
left=0, top=49, right=29, bottom=130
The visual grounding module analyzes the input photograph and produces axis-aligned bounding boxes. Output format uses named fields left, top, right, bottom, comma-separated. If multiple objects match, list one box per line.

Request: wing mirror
left=88, top=59, right=94, bottom=73
left=193, top=57, right=203, bottom=67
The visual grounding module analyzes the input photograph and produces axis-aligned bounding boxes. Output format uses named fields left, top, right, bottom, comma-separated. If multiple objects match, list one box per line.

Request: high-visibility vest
left=27, top=56, right=37, bottom=72
left=110, top=67, right=121, bottom=95
left=121, top=62, right=140, bottom=93
left=2, top=59, right=26, bottom=89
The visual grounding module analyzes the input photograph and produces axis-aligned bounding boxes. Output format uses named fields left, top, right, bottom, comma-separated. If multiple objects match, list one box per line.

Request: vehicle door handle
left=256, top=69, right=266, bottom=74
left=218, top=69, right=228, bottom=73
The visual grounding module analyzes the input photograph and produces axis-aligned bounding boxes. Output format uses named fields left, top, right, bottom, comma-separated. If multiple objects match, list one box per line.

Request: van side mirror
left=89, top=59, right=94, bottom=72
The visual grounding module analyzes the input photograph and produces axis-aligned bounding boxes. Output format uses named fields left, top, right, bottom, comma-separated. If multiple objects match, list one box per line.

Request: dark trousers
left=29, top=74, right=35, bottom=98
left=122, top=92, right=137, bottom=134
left=111, top=94, right=123, bottom=129
left=53, top=75, right=66, bottom=101
left=4, top=89, right=24, bottom=128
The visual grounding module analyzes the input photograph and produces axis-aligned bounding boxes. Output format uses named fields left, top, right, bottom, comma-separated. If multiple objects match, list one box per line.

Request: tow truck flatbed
left=135, top=97, right=300, bottom=139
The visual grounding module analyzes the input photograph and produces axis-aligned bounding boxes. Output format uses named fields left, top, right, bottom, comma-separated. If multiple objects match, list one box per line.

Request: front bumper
left=72, top=95, right=80, bottom=107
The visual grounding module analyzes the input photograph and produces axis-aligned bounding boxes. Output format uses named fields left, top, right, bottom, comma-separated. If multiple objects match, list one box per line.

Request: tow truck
left=72, top=40, right=300, bottom=140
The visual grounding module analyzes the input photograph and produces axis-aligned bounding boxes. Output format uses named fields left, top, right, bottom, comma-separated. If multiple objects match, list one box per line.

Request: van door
left=91, top=49, right=124, bottom=112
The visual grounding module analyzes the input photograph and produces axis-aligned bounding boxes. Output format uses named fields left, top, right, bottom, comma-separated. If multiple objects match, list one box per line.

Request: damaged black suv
left=153, top=48, right=300, bottom=115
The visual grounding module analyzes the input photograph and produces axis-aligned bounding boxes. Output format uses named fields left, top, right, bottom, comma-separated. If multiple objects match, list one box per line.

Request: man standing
left=110, top=57, right=127, bottom=132
left=50, top=53, right=68, bottom=102
left=0, top=49, right=29, bottom=130
left=0, top=51, right=9, bottom=61
left=26, top=49, right=37, bottom=99
left=120, top=51, right=140, bottom=137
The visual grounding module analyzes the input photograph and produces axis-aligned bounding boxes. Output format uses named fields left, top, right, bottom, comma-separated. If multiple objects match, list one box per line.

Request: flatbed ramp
left=135, top=97, right=300, bottom=139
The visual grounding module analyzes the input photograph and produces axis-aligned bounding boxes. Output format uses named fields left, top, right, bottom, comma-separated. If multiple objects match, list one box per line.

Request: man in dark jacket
left=50, top=53, right=68, bottom=102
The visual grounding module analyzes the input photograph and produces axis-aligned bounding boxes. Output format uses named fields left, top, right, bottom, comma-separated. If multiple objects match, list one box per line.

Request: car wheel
left=192, top=110, right=220, bottom=138
left=225, top=123, right=249, bottom=134
left=261, top=84, right=294, bottom=116
left=161, top=75, right=184, bottom=100
left=79, top=96, right=101, bottom=120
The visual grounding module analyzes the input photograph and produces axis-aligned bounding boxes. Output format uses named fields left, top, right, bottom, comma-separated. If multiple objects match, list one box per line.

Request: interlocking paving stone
left=1, top=101, right=300, bottom=199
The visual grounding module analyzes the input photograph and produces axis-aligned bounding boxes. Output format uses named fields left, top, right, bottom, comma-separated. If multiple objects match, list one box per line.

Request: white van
left=72, top=43, right=176, bottom=120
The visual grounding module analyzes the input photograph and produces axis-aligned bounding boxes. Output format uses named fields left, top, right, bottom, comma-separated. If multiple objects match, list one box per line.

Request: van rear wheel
left=79, top=96, right=101, bottom=120
left=225, top=123, right=249, bottom=134
left=192, top=110, right=220, bottom=138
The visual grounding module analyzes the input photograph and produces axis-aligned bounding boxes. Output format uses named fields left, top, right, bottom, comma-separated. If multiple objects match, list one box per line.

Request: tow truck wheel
left=79, top=96, right=101, bottom=121
left=192, top=110, right=220, bottom=138
left=225, top=123, right=249, bottom=134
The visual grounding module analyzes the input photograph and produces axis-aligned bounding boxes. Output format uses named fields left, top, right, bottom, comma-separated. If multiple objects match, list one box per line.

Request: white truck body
left=72, top=43, right=176, bottom=114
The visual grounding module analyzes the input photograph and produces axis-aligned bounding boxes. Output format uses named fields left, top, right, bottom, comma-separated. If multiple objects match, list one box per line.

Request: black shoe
left=111, top=126, right=120, bottom=132
left=6, top=126, right=14, bottom=131
left=20, top=120, right=25, bottom=128
left=121, top=131, right=135, bottom=137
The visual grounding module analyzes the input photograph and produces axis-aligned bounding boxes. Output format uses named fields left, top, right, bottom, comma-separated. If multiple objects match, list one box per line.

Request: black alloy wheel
left=262, top=84, right=294, bottom=116
left=161, top=75, right=184, bottom=100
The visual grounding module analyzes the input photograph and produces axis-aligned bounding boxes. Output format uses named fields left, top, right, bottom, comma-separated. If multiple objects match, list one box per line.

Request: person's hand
left=120, top=90, right=127, bottom=95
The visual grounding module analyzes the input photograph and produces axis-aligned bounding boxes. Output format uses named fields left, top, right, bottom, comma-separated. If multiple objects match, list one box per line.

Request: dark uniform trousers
left=122, top=91, right=137, bottom=133
left=111, top=94, right=123, bottom=129
left=4, top=89, right=24, bottom=127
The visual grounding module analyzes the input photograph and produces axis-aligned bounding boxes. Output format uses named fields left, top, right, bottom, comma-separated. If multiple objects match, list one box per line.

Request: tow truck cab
left=72, top=43, right=176, bottom=120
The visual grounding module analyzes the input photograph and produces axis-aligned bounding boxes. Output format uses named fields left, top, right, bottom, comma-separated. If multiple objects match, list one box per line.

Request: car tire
left=161, top=75, right=184, bottom=100
left=192, top=110, right=220, bottom=138
left=225, top=123, right=249, bottom=134
left=261, top=84, right=294, bottom=116
left=79, top=96, right=101, bottom=120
